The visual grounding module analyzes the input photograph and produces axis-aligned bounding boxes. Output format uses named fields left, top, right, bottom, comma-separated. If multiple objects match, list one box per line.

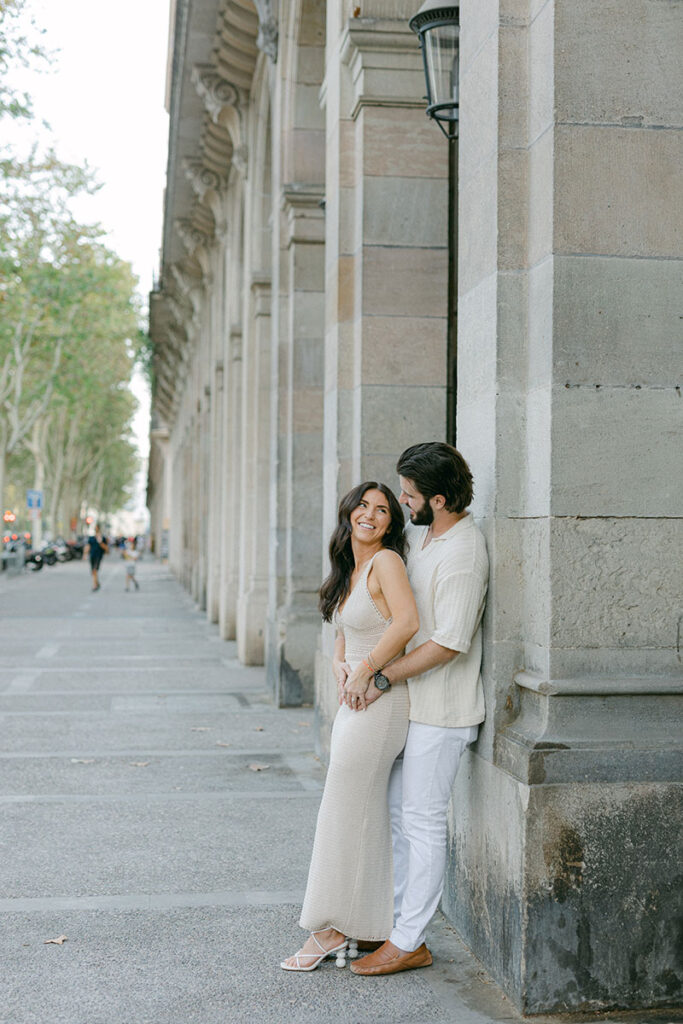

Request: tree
left=0, top=2, right=142, bottom=531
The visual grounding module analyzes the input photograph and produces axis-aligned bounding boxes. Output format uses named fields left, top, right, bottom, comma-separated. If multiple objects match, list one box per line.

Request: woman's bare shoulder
left=374, top=548, right=407, bottom=572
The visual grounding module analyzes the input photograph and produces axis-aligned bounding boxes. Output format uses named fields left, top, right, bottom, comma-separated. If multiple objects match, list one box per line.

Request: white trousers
left=388, top=720, right=478, bottom=952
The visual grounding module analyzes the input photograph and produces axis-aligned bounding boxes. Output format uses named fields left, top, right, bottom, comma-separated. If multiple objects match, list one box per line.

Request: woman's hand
left=333, top=659, right=351, bottom=705
left=343, top=663, right=373, bottom=711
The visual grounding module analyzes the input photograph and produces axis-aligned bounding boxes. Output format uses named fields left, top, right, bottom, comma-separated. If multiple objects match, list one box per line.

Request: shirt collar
left=409, top=513, right=471, bottom=546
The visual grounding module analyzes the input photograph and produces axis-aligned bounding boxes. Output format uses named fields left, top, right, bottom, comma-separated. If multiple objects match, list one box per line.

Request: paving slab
left=2, top=793, right=318, bottom=897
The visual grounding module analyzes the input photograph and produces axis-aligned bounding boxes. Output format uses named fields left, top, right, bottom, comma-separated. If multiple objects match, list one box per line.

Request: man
left=350, top=442, right=489, bottom=976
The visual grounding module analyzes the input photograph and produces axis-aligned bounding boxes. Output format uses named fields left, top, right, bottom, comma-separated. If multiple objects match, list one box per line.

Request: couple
left=282, top=442, right=489, bottom=976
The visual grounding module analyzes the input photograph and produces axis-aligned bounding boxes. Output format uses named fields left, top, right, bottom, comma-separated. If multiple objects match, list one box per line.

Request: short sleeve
left=431, top=570, right=487, bottom=654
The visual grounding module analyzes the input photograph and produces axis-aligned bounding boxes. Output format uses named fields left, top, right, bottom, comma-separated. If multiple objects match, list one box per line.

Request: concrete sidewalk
left=0, top=557, right=677, bottom=1024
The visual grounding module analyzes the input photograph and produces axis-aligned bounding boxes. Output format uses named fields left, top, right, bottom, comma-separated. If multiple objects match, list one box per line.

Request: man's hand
left=351, top=680, right=383, bottom=710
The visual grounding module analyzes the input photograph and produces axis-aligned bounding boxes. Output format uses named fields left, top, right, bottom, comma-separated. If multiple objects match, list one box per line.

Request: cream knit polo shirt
left=404, top=514, right=488, bottom=728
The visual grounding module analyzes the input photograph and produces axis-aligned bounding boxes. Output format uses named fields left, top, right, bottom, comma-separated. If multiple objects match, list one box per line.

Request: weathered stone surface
left=362, top=175, right=448, bottom=248
left=361, top=316, right=446, bottom=387
left=553, top=255, right=683, bottom=385
left=549, top=516, right=682, bottom=651
left=524, top=783, right=683, bottom=1013
left=459, top=155, right=498, bottom=293
left=554, top=125, right=682, bottom=259
left=360, top=384, right=446, bottom=455
left=550, top=387, right=682, bottom=517
left=444, top=752, right=525, bottom=1005
left=555, top=0, right=683, bottom=127
left=362, top=245, right=448, bottom=317
left=361, top=106, right=447, bottom=180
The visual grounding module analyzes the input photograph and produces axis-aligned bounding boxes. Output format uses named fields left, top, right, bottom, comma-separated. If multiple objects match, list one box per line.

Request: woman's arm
left=343, top=549, right=418, bottom=708
left=332, top=630, right=350, bottom=706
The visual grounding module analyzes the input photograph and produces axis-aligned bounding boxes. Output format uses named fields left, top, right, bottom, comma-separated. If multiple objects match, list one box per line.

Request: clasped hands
left=334, top=660, right=382, bottom=711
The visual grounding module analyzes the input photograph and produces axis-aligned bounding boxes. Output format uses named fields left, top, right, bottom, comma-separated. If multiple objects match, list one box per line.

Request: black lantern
left=409, top=1, right=460, bottom=140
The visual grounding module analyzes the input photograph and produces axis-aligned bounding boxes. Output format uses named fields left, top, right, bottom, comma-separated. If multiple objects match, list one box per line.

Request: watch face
left=375, top=672, right=390, bottom=691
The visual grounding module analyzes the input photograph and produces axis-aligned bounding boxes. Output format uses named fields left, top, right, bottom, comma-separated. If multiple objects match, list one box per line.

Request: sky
left=6, top=0, right=172, bottom=462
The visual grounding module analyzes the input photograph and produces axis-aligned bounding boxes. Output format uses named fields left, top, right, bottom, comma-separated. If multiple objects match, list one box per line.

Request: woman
left=281, top=482, right=418, bottom=971
left=85, top=524, right=108, bottom=592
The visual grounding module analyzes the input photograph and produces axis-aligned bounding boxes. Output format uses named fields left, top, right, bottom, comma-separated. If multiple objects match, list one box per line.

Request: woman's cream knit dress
left=299, top=554, right=410, bottom=941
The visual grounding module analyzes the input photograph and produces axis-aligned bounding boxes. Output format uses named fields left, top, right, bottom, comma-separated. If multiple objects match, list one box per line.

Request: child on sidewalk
left=123, top=541, right=140, bottom=591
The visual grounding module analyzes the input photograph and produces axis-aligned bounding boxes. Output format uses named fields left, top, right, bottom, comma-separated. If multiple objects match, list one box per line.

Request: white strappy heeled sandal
left=280, top=930, right=349, bottom=972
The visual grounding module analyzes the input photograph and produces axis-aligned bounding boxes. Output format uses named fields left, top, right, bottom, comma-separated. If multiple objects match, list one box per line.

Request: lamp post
left=409, top=1, right=460, bottom=443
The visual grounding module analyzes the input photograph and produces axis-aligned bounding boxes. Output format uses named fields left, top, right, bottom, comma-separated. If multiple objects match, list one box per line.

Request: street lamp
left=409, top=0, right=460, bottom=443
left=409, top=1, right=460, bottom=140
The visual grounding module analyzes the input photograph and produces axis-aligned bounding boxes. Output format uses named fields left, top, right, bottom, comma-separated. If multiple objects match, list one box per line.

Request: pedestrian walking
left=85, top=524, right=108, bottom=592
left=123, top=540, right=140, bottom=591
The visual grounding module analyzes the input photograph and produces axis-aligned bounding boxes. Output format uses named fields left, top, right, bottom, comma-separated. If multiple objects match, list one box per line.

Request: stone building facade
left=147, top=0, right=682, bottom=1014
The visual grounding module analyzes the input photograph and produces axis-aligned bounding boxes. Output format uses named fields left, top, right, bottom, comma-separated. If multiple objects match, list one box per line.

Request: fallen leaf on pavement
left=70, top=759, right=95, bottom=764
left=253, top=726, right=264, bottom=731
left=248, top=763, right=271, bottom=772
left=298, top=721, right=310, bottom=727
left=215, top=741, right=231, bottom=747
left=44, top=935, right=68, bottom=945
left=129, top=762, right=150, bottom=768
left=191, top=727, right=211, bottom=732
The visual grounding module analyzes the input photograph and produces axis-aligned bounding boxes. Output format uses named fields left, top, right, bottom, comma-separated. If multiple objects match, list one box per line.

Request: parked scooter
left=40, top=541, right=57, bottom=566
left=53, top=537, right=73, bottom=562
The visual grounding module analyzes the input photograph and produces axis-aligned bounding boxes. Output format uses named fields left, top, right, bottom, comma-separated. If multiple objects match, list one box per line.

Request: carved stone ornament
left=167, top=297, right=189, bottom=330
left=191, top=65, right=243, bottom=124
left=175, top=219, right=208, bottom=255
left=182, top=159, right=226, bottom=201
left=169, top=263, right=192, bottom=296
left=231, top=144, right=249, bottom=178
left=253, top=0, right=278, bottom=62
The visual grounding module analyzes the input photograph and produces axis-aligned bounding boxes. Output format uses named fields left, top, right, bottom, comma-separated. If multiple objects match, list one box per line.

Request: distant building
left=147, top=0, right=682, bottom=1014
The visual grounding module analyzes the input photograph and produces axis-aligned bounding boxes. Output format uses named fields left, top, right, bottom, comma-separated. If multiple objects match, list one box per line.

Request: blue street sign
left=26, top=489, right=43, bottom=510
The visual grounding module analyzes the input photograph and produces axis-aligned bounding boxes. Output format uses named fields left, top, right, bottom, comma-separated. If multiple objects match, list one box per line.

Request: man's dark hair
left=396, top=442, right=473, bottom=514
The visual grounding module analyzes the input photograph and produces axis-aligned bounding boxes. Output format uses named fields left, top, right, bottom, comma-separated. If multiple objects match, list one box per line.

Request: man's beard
left=410, top=500, right=434, bottom=527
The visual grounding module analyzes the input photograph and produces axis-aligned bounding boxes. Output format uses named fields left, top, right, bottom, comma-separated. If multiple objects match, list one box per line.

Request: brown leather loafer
left=350, top=939, right=433, bottom=975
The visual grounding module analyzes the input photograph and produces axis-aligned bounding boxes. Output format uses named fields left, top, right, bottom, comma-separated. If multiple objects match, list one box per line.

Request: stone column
left=268, top=188, right=325, bottom=705
left=218, top=323, right=243, bottom=641
left=447, top=0, right=683, bottom=1013
left=236, top=275, right=272, bottom=663
left=217, top=180, right=245, bottom=642
left=317, top=11, right=450, bottom=745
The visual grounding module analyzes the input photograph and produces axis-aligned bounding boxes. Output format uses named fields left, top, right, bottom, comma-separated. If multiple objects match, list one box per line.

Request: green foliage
left=0, top=0, right=49, bottom=122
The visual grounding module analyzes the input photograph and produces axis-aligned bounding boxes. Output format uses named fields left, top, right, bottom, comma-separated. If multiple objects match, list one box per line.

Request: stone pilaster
left=218, top=323, right=243, bottom=641
left=447, top=0, right=683, bottom=1013
left=236, top=275, right=272, bottom=663
left=268, top=187, right=325, bottom=705
left=317, top=13, right=450, bottom=744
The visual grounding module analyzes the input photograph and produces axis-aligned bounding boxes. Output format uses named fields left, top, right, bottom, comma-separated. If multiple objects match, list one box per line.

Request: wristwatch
left=373, top=670, right=391, bottom=692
